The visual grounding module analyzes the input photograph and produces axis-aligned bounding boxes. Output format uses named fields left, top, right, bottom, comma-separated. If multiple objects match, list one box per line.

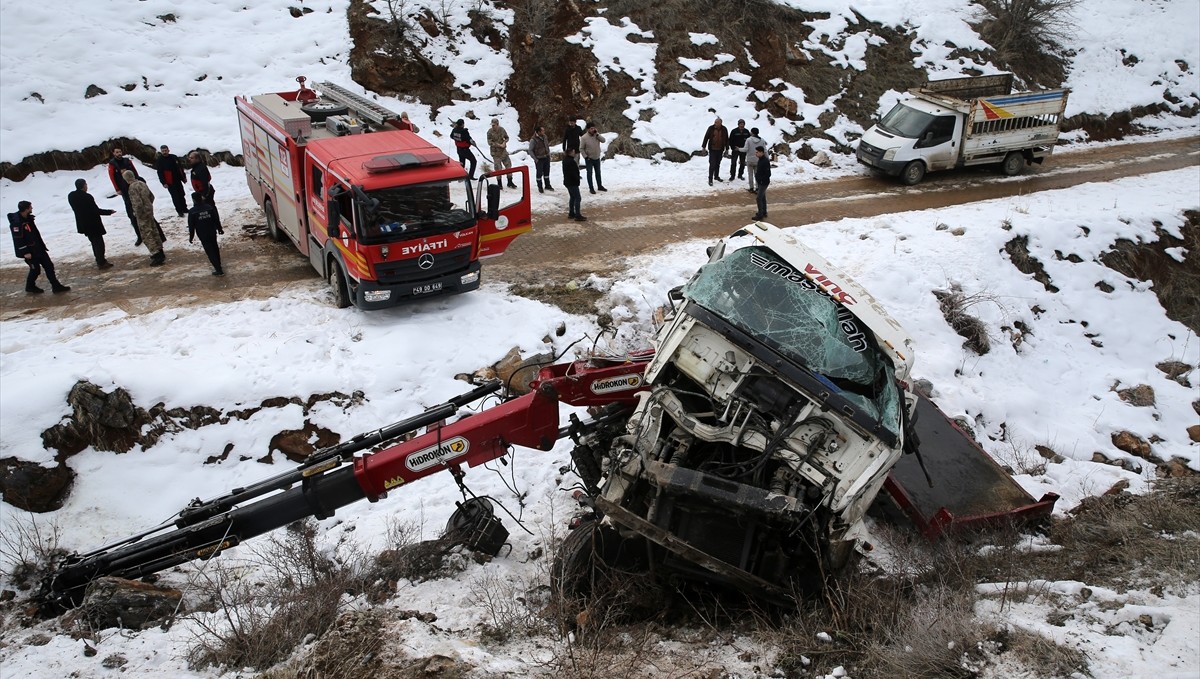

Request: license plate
left=412, top=282, right=443, bottom=296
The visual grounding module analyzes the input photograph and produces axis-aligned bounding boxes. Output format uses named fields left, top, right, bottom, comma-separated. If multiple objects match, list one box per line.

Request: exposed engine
left=564, top=224, right=917, bottom=599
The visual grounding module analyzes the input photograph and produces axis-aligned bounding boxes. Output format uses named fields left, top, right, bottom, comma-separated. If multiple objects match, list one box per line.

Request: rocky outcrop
left=76, top=577, right=183, bottom=630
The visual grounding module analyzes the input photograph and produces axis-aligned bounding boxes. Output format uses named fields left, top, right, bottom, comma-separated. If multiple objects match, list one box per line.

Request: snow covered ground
left=0, top=1, right=1197, bottom=677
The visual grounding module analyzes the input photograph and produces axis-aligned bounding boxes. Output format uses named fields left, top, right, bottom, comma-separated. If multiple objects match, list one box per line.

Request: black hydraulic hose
left=44, top=466, right=365, bottom=610
left=42, top=379, right=502, bottom=610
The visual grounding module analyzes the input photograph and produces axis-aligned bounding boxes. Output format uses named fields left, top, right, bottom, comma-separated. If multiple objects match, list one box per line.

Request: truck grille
left=857, top=141, right=883, bottom=161
left=374, top=246, right=472, bottom=284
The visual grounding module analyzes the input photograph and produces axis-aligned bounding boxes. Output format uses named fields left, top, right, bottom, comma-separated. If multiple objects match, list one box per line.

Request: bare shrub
left=974, top=0, right=1080, bottom=85
left=184, top=519, right=370, bottom=671
left=383, top=0, right=411, bottom=37
left=990, top=626, right=1090, bottom=677
left=761, top=528, right=1039, bottom=677
left=992, top=436, right=1049, bottom=476
left=1046, top=476, right=1200, bottom=588
left=468, top=568, right=553, bottom=644
left=933, top=285, right=995, bottom=355
left=0, top=516, right=66, bottom=591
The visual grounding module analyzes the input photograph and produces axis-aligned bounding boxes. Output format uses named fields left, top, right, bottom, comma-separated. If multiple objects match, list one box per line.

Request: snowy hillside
left=0, top=1, right=1197, bottom=678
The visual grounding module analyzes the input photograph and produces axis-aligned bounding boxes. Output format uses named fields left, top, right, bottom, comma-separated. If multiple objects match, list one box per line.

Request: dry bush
left=974, top=0, right=1079, bottom=85
left=761, top=528, right=1046, bottom=677
left=184, top=519, right=371, bottom=671
left=933, top=285, right=995, bottom=355
left=986, top=626, right=1090, bottom=678
left=992, top=436, right=1050, bottom=476
left=366, top=517, right=472, bottom=599
left=468, top=568, right=553, bottom=644
left=0, top=516, right=66, bottom=592
left=1044, top=476, right=1200, bottom=588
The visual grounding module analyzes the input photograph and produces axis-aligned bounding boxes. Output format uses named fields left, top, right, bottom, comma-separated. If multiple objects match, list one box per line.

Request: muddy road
left=2, top=136, right=1195, bottom=321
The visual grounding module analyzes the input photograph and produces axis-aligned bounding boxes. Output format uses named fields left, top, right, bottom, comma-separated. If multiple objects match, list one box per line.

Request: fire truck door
left=477, top=166, right=532, bottom=258
left=262, top=132, right=304, bottom=245
left=306, top=161, right=332, bottom=251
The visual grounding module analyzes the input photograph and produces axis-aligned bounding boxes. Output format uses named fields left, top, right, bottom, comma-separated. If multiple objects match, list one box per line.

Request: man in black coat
left=107, top=147, right=142, bottom=241
left=752, top=146, right=771, bottom=221
left=727, top=119, right=751, bottom=181
left=155, top=145, right=190, bottom=217
left=8, top=201, right=70, bottom=293
left=562, top=148, right=586, bottom=222
left=67, top=179, right=116, bottom=269
left=188, top=191, right=225, bottom=276
left=562, top=118, right=583, bottom=155
left=188, top=151, right=216, bottom=204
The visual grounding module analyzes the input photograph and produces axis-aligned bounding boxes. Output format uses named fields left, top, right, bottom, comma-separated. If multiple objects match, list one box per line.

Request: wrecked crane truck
left=557, top=222, right=918, bottom=598
left=43, top=223, right=1053, bottom=610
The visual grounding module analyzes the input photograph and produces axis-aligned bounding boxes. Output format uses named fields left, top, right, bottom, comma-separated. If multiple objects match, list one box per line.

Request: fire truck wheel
left=301, top=100, right=349, bottom=123
left=329, top=261, right=352, bottom=308
left=263, top=200, right=283, bottom=242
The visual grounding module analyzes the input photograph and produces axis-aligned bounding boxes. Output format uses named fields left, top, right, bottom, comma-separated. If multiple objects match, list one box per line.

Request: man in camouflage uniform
left=486, top=119, right=517, bottom=189
left=124, top=170, right=166, bottom=266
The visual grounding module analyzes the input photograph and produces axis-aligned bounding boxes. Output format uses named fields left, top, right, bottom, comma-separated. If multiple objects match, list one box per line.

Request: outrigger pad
left=445, top=498, right=509, bottom=556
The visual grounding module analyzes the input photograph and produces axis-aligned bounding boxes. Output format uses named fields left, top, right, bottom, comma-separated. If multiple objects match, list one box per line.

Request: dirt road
left=3, top=136, right=1195, bottom=320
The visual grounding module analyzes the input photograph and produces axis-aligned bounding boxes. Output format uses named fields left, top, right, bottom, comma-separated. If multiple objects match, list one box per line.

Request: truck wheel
left=551, top=521, right=618, bottom=600
left=301, top=100, right=348, bottom=123
left=900, top=161, right=926, bottom=186
left=329, top=261, right=352, bottom=309
left=1001, top=152, right=1025, bottom=176
left=263, top=200, right=283, bottom=242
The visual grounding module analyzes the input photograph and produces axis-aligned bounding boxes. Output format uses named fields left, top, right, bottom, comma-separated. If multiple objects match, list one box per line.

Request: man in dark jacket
left=562, top=118, right=583, bottom=155
left=9, top=201, right=69, bottom=293
left=107, top=147, right=141, bottom=241
left=188, top=191, right=225, bottom=276
left=562, top=148, right=586, bottom=222
left=67, top=179, right=116, bottom=269
left=701, top=117, right=729, bottom=186
left=528, top=125, right=553, bottom=193
left=752, top=146, right=771, bottom=221
left=188, top=151, right=215, bottom=204
left=727, top=119, right=751, bottom=181
left=155, top=145, right=189, bottom=217
left=449, top=120, right=477, bottom=179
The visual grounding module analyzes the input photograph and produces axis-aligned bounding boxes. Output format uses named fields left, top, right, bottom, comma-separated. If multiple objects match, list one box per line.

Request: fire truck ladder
left=316, top=81, right=399, bottom=127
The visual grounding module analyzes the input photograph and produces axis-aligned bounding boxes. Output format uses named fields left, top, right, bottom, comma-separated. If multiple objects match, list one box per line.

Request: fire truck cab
left=235, top=78, right=531, bottom=309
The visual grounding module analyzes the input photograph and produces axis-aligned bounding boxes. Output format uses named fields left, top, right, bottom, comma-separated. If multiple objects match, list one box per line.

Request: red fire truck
left=235, top=77, right=531, bottom=309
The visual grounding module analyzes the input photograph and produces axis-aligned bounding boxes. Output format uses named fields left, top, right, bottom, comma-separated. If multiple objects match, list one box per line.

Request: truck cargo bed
left=883, top=395, right=1058, bottom=538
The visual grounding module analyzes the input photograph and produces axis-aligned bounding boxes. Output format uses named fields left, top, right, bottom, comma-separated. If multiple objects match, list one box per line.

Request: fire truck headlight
left=460, top=271, right=480, bottom=286
left=364, top=290, right=391, bottom=303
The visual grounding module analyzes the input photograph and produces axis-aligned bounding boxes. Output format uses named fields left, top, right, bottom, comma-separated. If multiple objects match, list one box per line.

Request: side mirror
left=486, top=183, right=500, bottom=220
left=706, top=241, right=726, bottom=262
left=326, top=199, right=341, bottom=229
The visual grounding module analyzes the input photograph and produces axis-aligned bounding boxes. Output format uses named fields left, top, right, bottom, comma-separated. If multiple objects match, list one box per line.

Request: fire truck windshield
left=359, top=179, right=475, bottom=243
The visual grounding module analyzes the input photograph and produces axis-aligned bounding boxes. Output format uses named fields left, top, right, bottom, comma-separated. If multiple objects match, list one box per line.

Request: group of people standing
left=702, top=117, right=772, bottom=220
left=450, top=116, right=609, bottom=223
left=8, top=145, right=226, bottom=295
left=457, top=114, right=771, bottom=225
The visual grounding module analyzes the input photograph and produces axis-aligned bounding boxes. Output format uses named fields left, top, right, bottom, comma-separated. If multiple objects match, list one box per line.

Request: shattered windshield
left=878, top=102, right=935, bottom=139
left=360, top=179, right=474, bottom=243
left=683, top=246, right=901, bottom=438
